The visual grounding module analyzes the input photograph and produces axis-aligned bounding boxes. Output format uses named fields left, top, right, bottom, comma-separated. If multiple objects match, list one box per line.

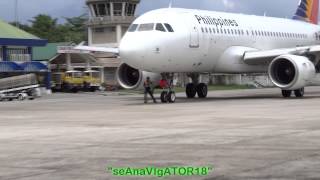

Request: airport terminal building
left=0, top=19, right=50, bottom=90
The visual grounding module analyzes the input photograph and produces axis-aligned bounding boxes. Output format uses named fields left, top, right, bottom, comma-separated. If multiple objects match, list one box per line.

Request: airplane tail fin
left=293, top=0, right=319, bottom=24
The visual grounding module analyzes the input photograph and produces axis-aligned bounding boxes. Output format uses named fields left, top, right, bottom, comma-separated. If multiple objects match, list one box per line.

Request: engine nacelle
left=116, top=63, right=161, bottom=90
left=268, top=55, right=316, bottom=90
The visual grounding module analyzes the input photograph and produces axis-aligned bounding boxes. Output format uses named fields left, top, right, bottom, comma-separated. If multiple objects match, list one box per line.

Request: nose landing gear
left=160, top=90, right=176, bottom=103
left=160, top=73, right=176, bottom=103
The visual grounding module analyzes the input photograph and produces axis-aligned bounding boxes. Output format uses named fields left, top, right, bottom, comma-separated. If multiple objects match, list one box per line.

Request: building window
left=113, top=3, right=123, bottom=16
left=98, top=4, right=106, bottom=16
left=94, top=28, right=105, bottom=33
left=126, top=3, right=136, bottom=16
left=92, top=3, right=110, bottom=17
left=7, top=47, right=30, bottom=62
left=105, top=3, right=111, bottom=16
left=105, top=27, right=116, bottom=32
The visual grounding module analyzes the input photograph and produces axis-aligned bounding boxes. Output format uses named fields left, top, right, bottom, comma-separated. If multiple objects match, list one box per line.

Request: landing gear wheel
left=186, top=83, right=196, bottom=98
left=294, top=88, right=304, bottom=98
left=196, top=83, right=208, bottom=98
left=18, top=94, right=25, bottom=101
left=71, top=87, right=79, bottom=93
left=90, top=87, right=96, bottom=92
left=167, top=91, right=176, bottom=103
left=161, top=91, right=168, bottom=103
left=282, top=90, right=292, bottom=98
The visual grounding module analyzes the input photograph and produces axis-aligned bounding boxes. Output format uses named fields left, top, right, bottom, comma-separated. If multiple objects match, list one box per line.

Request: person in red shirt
left=159, top=78, right=168, bottom=89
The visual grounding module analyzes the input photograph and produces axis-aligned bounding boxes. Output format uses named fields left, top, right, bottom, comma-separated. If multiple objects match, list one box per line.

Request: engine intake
left=268, top=55, right=316, bottom=90
left=116, top=63, right=161, bottom=90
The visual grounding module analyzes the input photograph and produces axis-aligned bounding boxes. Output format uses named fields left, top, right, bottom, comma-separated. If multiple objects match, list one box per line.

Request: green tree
left=63, top=14, right=88, bottom=43
left=28, top=14, right=61, bottom=42
left=10, top=14, right=88, bottom=43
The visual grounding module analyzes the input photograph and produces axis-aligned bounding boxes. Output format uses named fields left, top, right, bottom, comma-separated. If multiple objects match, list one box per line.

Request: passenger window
left=128, top=24, right=138, bottom=32
left=164, top=23, right=174, bottom=32
left=155, top=23, right=166, bottom=32
left=138, top=23, right=154, bottom=31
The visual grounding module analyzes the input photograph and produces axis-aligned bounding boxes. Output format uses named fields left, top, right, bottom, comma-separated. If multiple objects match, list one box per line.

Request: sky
left=0, top=0, right=302, bottom=24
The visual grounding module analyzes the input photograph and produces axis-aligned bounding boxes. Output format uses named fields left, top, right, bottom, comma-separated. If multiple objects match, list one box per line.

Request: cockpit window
left=128, top=24, right=138, bottom=32
left=164, top=23, right=174, bottom=32
left=138, top=23, right=154, bottom=31
left=156, top=23, right=166, bottom=32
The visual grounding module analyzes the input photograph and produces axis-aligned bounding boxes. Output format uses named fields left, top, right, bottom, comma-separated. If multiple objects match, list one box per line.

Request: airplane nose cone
left=119, top=35, right=145, bottom=69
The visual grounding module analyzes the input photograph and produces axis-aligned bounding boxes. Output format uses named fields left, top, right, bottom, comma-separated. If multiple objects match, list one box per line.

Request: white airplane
left=77, top=0, right=320, bottom=103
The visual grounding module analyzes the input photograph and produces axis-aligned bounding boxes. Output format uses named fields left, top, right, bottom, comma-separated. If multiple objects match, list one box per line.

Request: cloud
left=222, top=0, right=235, bottom=9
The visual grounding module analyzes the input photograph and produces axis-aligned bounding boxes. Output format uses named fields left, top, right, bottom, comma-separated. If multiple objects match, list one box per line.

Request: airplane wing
left=243, top=45, right=320, bottom=65
left=74, top=43, right=119, bottom=54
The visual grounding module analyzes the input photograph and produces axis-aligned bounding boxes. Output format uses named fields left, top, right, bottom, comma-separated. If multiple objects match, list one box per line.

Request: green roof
left=33, top=42, right=73, bottom=61
left=0, top=19, right=40, bottom=39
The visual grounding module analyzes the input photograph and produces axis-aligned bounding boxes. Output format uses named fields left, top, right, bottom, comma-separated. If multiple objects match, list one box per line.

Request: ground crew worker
left=144, top=77, right=157, bottom=103
left=159, top=78, right=169, bottom=89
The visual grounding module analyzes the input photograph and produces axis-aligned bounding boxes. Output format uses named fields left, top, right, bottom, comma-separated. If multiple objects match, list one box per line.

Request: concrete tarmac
left=1, top=87, right=320, bottom=180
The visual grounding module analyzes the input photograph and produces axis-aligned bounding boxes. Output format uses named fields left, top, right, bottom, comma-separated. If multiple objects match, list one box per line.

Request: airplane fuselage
left=119, top=8, right=320, bottom=73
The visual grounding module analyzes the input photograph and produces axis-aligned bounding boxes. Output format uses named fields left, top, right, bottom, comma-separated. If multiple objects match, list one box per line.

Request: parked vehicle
left=83, top=70, right=101, bottom=92
left=0, top=74, right=41, bottom=101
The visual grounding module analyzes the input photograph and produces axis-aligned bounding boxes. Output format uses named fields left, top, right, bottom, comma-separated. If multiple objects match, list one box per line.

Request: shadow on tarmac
left=125, top=94, right=320, bottom=106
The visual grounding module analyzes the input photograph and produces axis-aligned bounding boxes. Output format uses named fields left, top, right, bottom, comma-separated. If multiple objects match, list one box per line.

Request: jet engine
left=116, top=63, right=161, bottom=90
left=268, top=55, right=316, bottom=90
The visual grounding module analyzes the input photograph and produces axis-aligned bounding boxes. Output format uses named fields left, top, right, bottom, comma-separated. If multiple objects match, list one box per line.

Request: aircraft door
left=190, top=26, right=200, bottom=48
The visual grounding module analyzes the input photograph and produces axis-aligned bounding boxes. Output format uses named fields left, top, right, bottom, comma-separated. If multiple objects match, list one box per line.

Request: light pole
left=14, top=0, right=19, bottom=27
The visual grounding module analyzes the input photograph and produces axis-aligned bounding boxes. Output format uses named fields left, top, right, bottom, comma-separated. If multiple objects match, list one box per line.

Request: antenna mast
left=169, top=0, right=173, bottom=8
left=14, top=0, right=19, bottom=27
